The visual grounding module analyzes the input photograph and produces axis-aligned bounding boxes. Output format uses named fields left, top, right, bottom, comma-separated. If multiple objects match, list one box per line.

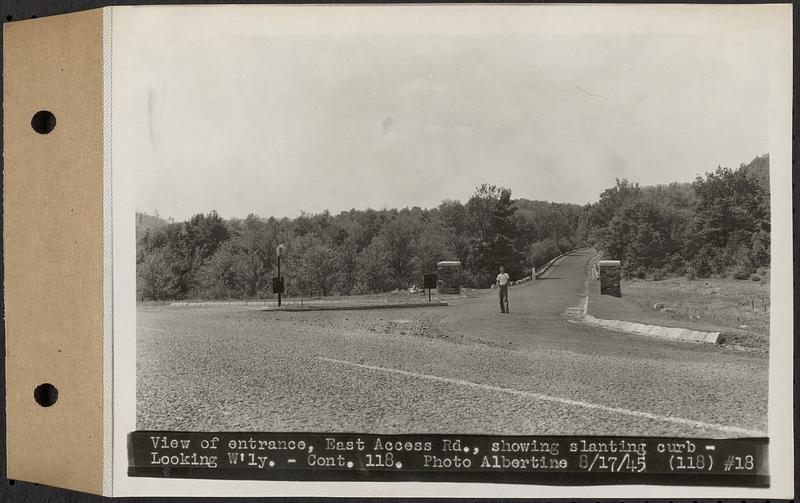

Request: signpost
left=423, top=273, right=437, bottom=302
left=275, top=244, right=286, bottom=306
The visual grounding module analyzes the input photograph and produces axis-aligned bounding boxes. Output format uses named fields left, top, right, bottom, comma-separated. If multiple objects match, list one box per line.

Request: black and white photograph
left=109, top=3, right=793, bottom=495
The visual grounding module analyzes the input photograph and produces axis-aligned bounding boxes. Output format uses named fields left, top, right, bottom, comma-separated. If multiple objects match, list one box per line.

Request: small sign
left=272, top=276, right=284, bottom=294
left=423, top=273, right=437, bottom=289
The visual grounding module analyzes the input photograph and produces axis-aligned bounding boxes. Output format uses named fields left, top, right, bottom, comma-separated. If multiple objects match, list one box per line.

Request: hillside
left=739, top=154, right=769, bottom=194
left=136, top=212, right=169, bottom=241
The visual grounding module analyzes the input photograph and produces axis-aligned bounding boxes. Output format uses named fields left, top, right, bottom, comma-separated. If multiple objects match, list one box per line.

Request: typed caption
left=128, top=432, right=768, bottom=486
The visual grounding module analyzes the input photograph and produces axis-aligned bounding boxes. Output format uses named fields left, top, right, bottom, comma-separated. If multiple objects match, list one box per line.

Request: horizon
left=136, top=152, right=768, bottom=223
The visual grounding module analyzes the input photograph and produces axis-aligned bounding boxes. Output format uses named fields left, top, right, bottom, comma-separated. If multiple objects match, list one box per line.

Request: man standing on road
left=496, top=266, right=510, bottom=313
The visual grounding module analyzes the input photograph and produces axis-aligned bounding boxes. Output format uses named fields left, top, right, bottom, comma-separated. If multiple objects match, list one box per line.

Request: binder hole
left=31, top=110, right=56, bottom=134
left=34, top=383, right=58, bottom=407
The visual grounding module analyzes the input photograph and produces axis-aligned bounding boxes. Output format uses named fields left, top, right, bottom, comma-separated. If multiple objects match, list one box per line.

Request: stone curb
left=262, top=301, right=448, bottom=312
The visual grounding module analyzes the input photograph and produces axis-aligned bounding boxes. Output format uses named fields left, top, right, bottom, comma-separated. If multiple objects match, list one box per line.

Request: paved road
left=138, top=249, right=768, bottom=437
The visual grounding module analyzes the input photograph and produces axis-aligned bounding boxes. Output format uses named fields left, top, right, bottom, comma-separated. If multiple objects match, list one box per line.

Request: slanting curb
left=574, top=252, right=723, bottom=344
left=263, top=301, right=448, bottom=312
left=580, top=313, right=722, bottom=344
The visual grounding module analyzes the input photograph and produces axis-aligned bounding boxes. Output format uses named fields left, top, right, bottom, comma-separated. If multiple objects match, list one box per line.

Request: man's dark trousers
left=499, top=285, right=509, bottom=313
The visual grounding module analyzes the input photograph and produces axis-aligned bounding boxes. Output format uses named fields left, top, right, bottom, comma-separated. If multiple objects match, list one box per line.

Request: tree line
left=587, top=154, right=769, bottom=280
left=137, top=154, right=770, bottom=300
left=137, top=184, right=584, bottom=300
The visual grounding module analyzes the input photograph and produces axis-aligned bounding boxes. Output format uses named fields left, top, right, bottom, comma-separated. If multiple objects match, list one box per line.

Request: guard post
left=436, top=261, right=462, bottom=294
left=598, top=260, right=622, bottom=297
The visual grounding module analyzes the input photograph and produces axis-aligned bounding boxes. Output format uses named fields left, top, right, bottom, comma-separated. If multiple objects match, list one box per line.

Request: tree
left=231, top=214, right=275, bottom=297
left=137, top=248, right=180, bottom=300
left=303, top=245, right=341, bottom=296
left=357, top=237, right=393, bottom=293
left=286, top=235, right=341, bottom=297
left=596, top=198, right=669, bottom=278
left=467, top=184, right=503, bottom=241
left=487, top=233, right=523, bottom=276
left=691, top=166, right=768, bottom=249
left=467, top=184, right=525, bottom=280
left=193, top=241, right=242, bottom=298
left=681, top=163, right=769, bottom=276
left=414, top=222, right=453, bottom=276
left=739, top=154, right=770, bottom=194
left=438, top=200, right=470, bottom=235
left=437, top=200, right=472, bottom=267
left=183, top=211, right=231, bottom=260
left=379, top=215, right=418, bottom=287
left=335, top=241, right=359, bottom=295
left=587, top=178, right=642, bottom=234
left=528, top=239, right=560, bottom=269
left=750, top=230, right=770, bottom=268
left=163, top=211, right=231, bottom=296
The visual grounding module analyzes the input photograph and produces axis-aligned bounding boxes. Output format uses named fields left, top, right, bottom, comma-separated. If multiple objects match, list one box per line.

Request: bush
left=651, top=269, right=666, bottom=281
left=629, top=266, right=647, bottom=280
left=356, top=238, right=392, bottom=293
left=751, top=275, right=761, bottom=282
left=730, top=245, right=754, bottom=281
left=692, top=245, right=714, bottom=278
left=684, top=265, right=697, bottom=280
left=137, top=248, right=181, bottom=300
left=557, top=237, right=574, bottom=254
left=667, top=253, right=685, bottom=274
left=349, top=281, right=370, bottom=296
left=710, top=252, right=732, bottom=275
left=461, top=269, right=491, bottom=289
left=750, top=230, right=770, bottom=268
left=528, top=239, right=560, bottom=269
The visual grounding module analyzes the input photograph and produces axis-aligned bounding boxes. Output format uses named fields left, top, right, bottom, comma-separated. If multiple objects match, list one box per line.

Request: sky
left=121, top=6, right=774, bottom=221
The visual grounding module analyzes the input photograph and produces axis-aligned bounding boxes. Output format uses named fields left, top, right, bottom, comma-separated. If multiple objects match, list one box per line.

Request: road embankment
left=581, top=254, right=768, bottom=350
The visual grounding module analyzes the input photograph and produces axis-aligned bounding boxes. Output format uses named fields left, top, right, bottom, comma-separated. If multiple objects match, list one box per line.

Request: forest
left=137, top=155, right=770, bottom=300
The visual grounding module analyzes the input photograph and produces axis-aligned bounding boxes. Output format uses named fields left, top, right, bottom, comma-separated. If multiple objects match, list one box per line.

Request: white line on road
left=316, top=356, right=766, bottom=437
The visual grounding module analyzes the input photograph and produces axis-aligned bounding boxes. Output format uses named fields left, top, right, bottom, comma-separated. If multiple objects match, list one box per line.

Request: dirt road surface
left=138, top=249, right=768, bottom=437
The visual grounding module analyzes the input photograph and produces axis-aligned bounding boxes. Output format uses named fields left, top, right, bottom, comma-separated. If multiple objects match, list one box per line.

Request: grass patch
left=588, top=273, right=769, bottom=350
